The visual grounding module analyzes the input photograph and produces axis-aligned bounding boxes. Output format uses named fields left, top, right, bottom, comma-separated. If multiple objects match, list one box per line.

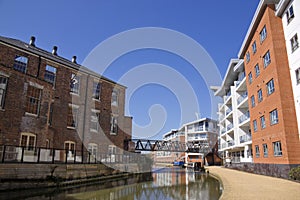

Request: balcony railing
left=237, top=91, right=248, bottom=105
left=220, top=129, right=226, bottom=135
left=225, top=107, right=232, bottom=116
left=226, top=123, right=233, bottom=131
left=240, top=134, right=252, bottom=143
left=239, top=111, right=250, bottom=124
left=228, top=140, right=235, bottom=147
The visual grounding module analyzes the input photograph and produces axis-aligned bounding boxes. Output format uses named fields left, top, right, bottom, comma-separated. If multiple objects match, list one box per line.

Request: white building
left=276, top=0, right=300, bottom=137
left=211, top=59, right=253, bottom=164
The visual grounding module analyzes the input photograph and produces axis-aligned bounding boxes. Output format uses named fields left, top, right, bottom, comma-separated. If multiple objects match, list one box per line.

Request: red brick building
left=0, top=36, right=132, bottom=161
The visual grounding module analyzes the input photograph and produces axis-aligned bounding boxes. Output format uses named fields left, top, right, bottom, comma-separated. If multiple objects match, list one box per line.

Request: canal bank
left=207, top=166, right=300, bottom=200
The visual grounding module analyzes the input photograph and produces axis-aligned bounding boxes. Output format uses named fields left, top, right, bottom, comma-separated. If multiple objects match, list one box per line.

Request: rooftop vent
left=29, top=36, right=36, bottom=47
left=72, top=56, right=77, bottom=64
left=52, top=46, right=58, bottom=55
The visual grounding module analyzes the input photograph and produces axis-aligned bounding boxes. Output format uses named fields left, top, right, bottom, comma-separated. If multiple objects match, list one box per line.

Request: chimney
left=29, top=36, right=36, bottom=47
left=72, top=56, right=77, bottom=64
left=52, top=46, right=58, bottom=55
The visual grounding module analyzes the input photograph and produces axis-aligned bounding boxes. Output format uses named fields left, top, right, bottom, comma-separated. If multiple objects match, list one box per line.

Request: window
left=251, top=95, right=255, bottom=107
left=108, top=145, right=116, bottom=154
left=252, top=41, right=257, bottom=54
left=111, top=89, right=118, bottom=106
left=92, top=81, right=101, bottom=100
left=260, top=26, right=267, bottom=42
left=110, top=115, right=118, bottom=134
left=13, top=55, right=28, bottom=73
left=246, top=52, right=250, bottom=63
left=26, top=85, right=42, bottom=115
left=70, top=73, right=80, bottom=94
left=64, top=141, right=75, bottom=154
left=270, top=109, right=278, bottom=125
left=255, top=145, right=260, bottom=157
left=0, top=75, right=8, bottom=109
left=273, top=141, right=282, bottom=156
left=263, top=144, right=268, bottom=157
left=286, top=5, right=294, bottom=23
left=248, top=72, right=253, bottom=84
left=260, top=115, right=266, bottom=129
left=44, top=65, right=57, bottom=86
left=67, top=104, right=79, bottom=128
left=263, top=51, right=271, bottom=67
left=267, top=79, right=275, bottom=95
left=90, top=110, right=100, bottom=132
left=296, top=68, right=300, bottom=85
left=88, top=143, right=98, bottom=159
left=255, top=64, right=260, bottom=77
left=253, top=120, right=257, bottom=132
left=20, top=133, right=36, bottom=150
left=290, top=34, right=299, bottom=52
left=258, top=89, right=263, bottom=102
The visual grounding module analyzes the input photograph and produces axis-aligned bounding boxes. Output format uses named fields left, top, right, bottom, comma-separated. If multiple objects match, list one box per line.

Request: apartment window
left=255, top=64, right=260, bottom=77
left=44, top=65, right=57, bottom=86
left=290, top=34, right=299, bottom=52
left=0, top=76, right=8, bottom=109
left=90, top=110, right=100, bottom=132
left=108, top=145, right=116, bottom=154
left=253, top=120, right=258, bottom=132
left=296, top=68, right=300, bottom=85
left=92, top=81, right=101, bottom=100
left=70, top=73, right=80, bottom=94
left=88, top=143, right=98, bottom=158
left=110, top=115, right=118, bottom=134
left=252, top=41, right=257, bottom=54
left=266, top=79, right=275, bottom=95
left=257, top=89, right=263, bottom=102
left=20, top=133, right=36, bottom=150
left=263, top=51, right=271, bottom=67
left=251, top=95, right=255, bottom=107
left=255, top=145, right=260, bottom=157
left=270, top=109, right=278, bottom=125
left=273, top=141, right=282, bottom=156
left=286, top=5, right=295, bottom=23
left=67, top=104, right=79, bottom=128
left=13, top=55, right=28, bottom=73
left=248, top=72, right=253, bottom=84
left=64, top=141, right=75, bottom=154
left=260, top=26, right=267, bottom=42
left=246, top=52, right=250, bottom=63
left=26, top=85, right=42, bottom=115
left=111, top=89, right=118, bottom=106
left=260, top=115, right=266, bottom=129
left=263, top=144, right=268, bottom=157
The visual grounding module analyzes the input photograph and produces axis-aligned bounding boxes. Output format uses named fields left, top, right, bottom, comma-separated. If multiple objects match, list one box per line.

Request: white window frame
left=64, top=141, right=75, bottom=155
left=263, top=51, right=271, bottom=67
left=267, top=79, right=275, bottom=95
left=270, top=109, right=278, bottom=125
left=258, top=89, right=263, bottom=103
left=255, top=145, right=260, bottom=157
left=44, top=65, right=57, bottom=86
left=273, top=141, right=282, bottom=156
left=0, top=75, right=8, bottom=109
left=13, top=55, right=28, bottom=73
left=260, top=115, right=266, bottom=129
left=286, top=4, right=294, bottom=24
left=25, top=84, right=42, bottom=116
left=255, top=64, right=260, bottom=77
left=260, top=26, right=267, bottom=43
left=253, top=120, right=257, bottom=132
left=263, top=143, right=268, bottom=157
left=20, top=133, right=36, bottom=150
left=70, top=73, right=80, bottom=95
left=90, top=109, right=100, bottom=132
left=88, top=143, right=98, bottom=159
left=296, top=68, right=300, bottom=85
left=290, top=34, right=299, bottom=53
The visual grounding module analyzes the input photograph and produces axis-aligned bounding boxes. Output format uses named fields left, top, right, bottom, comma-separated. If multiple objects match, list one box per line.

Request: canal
left=1, top=167, right=222, bottom=200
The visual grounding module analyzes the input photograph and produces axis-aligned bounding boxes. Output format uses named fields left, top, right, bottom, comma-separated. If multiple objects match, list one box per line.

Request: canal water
left=1, top=167, right=222, bottom=200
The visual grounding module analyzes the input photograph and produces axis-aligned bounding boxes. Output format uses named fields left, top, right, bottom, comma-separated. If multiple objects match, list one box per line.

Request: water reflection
left=0, top=168, right=221, bottom=200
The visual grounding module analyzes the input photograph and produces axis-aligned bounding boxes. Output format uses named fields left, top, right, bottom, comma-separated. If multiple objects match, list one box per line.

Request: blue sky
left=0, top=0, right=260, bottom=139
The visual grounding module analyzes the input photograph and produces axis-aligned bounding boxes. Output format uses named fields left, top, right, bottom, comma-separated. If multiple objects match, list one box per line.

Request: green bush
left=289, top=166, right=300, bottom=181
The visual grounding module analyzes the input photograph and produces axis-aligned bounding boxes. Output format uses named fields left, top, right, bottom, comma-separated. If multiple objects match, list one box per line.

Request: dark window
left=258, top=89, right=263, bottom=102
left=273, top=141, right=282, bottom=156
left=0, top=76, right=8, bottom=109
left=67, top=105, right=78, bottom=128
left=26, top=85, right=41, bottom=115
left=267, top=79, right=275, bottom=95
left=286, top=5, right=295, bottom=23
left=92, top=82, right=101, bottom=100
left=260, top=26, right=267, bottom=42
left=70, top=73, right=80, bottom=94
left=263, top=51, right=271, bottom=67
left=252, top=41, right=257, bottom=54
left=291, top=34, right=299, bottom=52
left=44, top=65, right=57, bottom=86
left=248, top=72, right=253, bottom=84
left=13, top=55, right=28, bottom=73
left=270, top=109, right=278, bottom=125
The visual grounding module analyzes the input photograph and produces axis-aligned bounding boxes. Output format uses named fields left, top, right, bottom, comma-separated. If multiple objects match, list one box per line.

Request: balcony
left=239, top=111, right=250, bottom=124
left=228, top=140, right=235, bottom=147
left=240, top=134, right=252, bottom=143
left=226, top=123, right=233, bottom=131
left=220, top=128, right=226, bottom=135
left=225, top=106, right=232, bottom=116
left=237, top=91, right=248, bottom=105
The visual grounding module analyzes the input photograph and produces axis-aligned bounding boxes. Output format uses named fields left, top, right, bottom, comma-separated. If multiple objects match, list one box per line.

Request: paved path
left=207, top=166, right=300, bottom=200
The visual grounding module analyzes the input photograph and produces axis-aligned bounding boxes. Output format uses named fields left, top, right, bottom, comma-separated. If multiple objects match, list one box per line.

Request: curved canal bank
left=207, top=166, right=300, bottom=200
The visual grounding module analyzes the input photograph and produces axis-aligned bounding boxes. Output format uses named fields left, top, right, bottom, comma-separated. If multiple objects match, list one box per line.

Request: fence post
left=37, top=147, right=41, bottom=163
left=74, top=150, right=76, bottom=164
left=1, top=145, right=6, bottom=163
left=21, top=146, right=24, bottom=163
left=52, top=148, right=55, bottom=164
left=65, top=150, right=68, bottom=164
left=88, top=152, right=90, bottom=164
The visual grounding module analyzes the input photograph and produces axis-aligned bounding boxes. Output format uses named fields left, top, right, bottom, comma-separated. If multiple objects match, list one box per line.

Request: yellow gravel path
left=207, top=166, right=300, bottom=200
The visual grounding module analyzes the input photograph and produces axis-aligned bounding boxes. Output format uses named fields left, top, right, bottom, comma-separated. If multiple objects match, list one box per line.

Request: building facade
left=212, top=59, right=252, bottom=164
left=0, top=36, right=132, bottom=162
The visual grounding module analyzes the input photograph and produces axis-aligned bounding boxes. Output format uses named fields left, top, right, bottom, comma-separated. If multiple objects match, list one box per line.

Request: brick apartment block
left=0, top=36, right=132, bottom=157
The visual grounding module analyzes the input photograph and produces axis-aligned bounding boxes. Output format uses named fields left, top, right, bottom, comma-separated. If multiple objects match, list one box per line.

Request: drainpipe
left=81, top=74, right=89, bottom=163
